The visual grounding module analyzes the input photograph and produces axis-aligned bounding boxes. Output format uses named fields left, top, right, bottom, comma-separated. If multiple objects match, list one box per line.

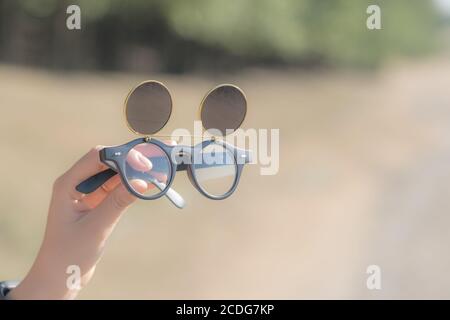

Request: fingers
left=70, top=140, right=176, bottom=212
left=129, top=179, right=148, bottom=194
left=83, top=180, right=146, bottom=230
left=59, top=146, right=108, bottom=197
left=165, top=140, right=177, bottom=146
left=74, top=175, right=122, bottom=211
left=133, top=140, right=176, bottom=158
left=126, top=140, right=176, bottom=173
left=127, top=148, right=153, bottom=172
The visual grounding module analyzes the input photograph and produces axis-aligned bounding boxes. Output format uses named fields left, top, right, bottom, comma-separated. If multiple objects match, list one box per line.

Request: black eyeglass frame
left=76, top=137, right=251, bottom=201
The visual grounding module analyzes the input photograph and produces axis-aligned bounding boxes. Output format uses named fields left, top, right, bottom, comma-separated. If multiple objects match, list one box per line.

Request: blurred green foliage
left=165, top=0, right=438, bottom=66
left=0, top=0, right=439, bottom=72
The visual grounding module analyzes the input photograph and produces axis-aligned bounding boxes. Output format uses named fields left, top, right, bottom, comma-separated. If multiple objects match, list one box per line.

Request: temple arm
left=76, top=168, right=117, bottom=194
left=75, top=167, right=185, bottom=209
left=75, top=163, right=191, bottom=195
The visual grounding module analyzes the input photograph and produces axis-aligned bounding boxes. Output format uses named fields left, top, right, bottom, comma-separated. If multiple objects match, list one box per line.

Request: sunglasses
left=76, top=80, right=251, bottom=209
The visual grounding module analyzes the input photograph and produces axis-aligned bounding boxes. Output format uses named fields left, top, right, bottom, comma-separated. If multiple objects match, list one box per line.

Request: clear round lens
left=193, top=143, right=237, bottom=197
left=124, top=143, right=172, bottom=197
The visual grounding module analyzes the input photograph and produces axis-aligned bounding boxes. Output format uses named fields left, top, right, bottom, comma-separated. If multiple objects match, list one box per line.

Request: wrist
left=8, top=253, right=80, bottom=300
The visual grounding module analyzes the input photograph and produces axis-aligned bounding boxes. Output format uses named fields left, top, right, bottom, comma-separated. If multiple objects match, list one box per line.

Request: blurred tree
left=0, top=0, right=439, bottom=72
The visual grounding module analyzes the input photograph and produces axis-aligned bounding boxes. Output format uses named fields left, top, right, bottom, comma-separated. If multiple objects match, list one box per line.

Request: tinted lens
left=193, top=143, right=237, bottom=197
left=124, top=143, right=172, bottom=197
left=200, top=85, right=247, bottom=136
left=125, top=81, right=172, bottom=135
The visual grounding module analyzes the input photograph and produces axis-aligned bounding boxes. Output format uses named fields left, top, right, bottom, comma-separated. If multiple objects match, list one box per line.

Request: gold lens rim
left=198, top=84, right=247, bottom=136
left=124, top=80, right=173, bottom=136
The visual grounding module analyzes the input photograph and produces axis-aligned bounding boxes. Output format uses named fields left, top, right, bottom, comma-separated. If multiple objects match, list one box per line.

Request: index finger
left=58, top=146, right=108, bottom=193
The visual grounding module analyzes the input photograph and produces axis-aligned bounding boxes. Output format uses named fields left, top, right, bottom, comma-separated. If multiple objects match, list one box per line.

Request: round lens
left=200, top=84, right=247, bottom=136
left=125, top=81, right=172, bottom=135
left=193, top=143, right=237, bottom=197
left=124, top=143, right=172, bottom=197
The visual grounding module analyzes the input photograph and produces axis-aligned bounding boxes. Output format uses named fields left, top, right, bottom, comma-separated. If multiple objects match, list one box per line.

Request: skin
left=8, top=143, right=173, bottom=299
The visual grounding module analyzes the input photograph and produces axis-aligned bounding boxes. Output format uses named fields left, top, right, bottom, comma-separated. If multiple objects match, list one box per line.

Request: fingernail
left=137, top=153, right=152, bottom=171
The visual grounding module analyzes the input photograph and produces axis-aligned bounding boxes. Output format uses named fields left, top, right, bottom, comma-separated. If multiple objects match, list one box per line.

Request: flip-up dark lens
left=200, top=84, right=247, bottom=136
left=125, top=81, right=172, bottom=135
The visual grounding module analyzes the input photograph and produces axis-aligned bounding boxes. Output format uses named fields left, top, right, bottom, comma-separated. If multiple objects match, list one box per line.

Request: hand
left=8, top=145, right=149, bottom=299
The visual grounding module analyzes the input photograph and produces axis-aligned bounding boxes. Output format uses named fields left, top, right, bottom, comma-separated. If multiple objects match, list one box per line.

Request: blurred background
left=1, top=0, right=450, bottom=299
